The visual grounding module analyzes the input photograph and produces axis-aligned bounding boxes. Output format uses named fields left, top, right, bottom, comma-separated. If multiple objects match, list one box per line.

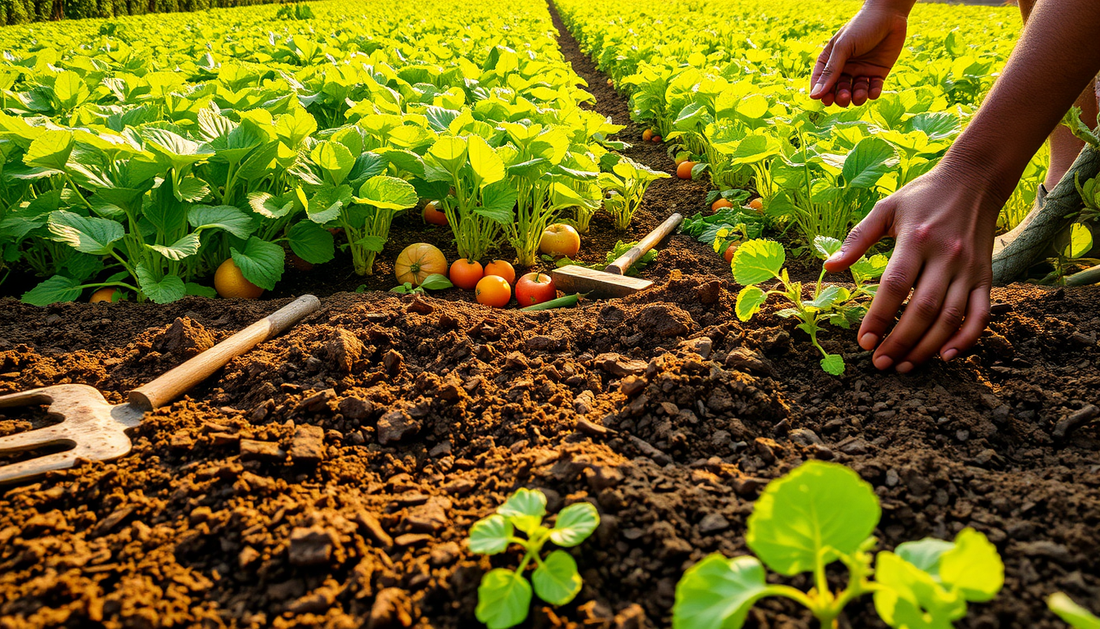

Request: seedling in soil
left=1049, top=592, right=1100, bottom=629
left=673, top=461, right=1004, bottom=629
left=469, top=488, right=600, bottom=629
left=732, top=236, right=886, bottom=375
left=389, top=273, right=453, bottom=295
left=598, top=153, right=670, bottom=230
left=549, top=239, right=658, bottom=277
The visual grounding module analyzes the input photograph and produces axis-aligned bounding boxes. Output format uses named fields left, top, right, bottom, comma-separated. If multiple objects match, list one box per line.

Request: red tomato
left=449, top=259, right=484, bottom=290
left=423, top=201, right=448, bottom=226
left=484, top=260, right=516, bottom=285
left=515, top=272, right=556, bottom=307
left=475, top=275, right=511, bottom=308
left=651, top=135, right=662, bottom=143
left=723, top=243, right=738, bottom=264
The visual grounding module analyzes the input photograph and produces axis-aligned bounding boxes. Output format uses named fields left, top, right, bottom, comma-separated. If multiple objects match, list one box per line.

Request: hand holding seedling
left=809, top=0, right=913, bottom=107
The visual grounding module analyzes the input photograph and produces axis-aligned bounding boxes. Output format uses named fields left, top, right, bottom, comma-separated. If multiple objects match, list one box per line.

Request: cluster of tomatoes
left=395, top=242, right=560, bottom=309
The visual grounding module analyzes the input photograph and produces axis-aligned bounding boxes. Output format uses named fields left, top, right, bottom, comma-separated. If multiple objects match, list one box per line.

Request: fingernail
left=896, top=361, right=914, bottom=374
left=859, top=333, right=878, bottom=349
left=826, top=251, right=842, bottom=264
left=873, top=355, right=894, bottom=370
left=942, top=348, right=958, bottom=361
left=810, top=82, right=822, bottom=97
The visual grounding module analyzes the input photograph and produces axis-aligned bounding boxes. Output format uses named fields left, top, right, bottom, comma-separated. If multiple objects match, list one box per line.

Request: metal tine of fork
left=0, top=388, right=56, bottom=409
left=0, top=450, right=79, bottom=485
left=0, top=425, right=75, bottom=454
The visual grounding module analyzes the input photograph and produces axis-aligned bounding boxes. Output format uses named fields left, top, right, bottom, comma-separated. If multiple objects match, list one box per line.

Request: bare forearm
left=944, top=0, right=1100, bottom=207
left=863, top=0, right=915, bottom=16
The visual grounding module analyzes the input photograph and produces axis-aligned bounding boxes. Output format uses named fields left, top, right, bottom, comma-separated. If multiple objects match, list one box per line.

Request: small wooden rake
left=0, top=295, right=320, bottom=485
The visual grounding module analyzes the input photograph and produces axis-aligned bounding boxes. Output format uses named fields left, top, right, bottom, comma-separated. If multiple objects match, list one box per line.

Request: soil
left=1, top=4, right=1099, bottom=629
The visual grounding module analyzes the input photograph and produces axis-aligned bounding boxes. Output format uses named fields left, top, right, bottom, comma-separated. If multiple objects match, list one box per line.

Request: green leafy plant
left=389, top=273, right=453, bottom=294
left=732, top=236, right=885, bottom=375
left=1049, top=593, right=1100, bottom=629
left=341, top=174, right=418, bottom=275
left=468, top=488, right=600, bottom=629
left=1041, top=222, right=1097, bottom=285
left=673, top=461, right=1005, bottom=629
left=598, top=154, right=670, bottom=230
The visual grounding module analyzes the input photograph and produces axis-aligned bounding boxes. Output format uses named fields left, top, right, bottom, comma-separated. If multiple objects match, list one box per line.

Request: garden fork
left=0, top=294, right=320, bottom=485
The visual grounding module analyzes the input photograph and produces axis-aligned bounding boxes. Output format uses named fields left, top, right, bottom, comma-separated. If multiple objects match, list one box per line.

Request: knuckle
left=942, top=238, right=966, bottom=263
left=879, top=278, right=910, bottom=301
left=911, top=223, right=935, bottom=247
left=939, top=304, right=965, bottom=328
left=909, top=297, right=941, bottom=320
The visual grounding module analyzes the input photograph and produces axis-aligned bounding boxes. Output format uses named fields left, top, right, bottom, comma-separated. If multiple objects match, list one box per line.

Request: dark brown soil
left=0, top=5, right=1098, bottom=629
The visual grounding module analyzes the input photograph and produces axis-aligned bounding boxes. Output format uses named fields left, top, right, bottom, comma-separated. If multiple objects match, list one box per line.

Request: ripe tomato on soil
left=449, top=259, right=484, bottom=290
left=651, top=135, right=662, bottom=143
left=90, top=287, right=121, bottom=303
left=484, top=260, right=516, bottom=285
left=642, top=129, right=654, bottom=142
left=396, top=243, right=448, bottom=286
left=712, top=198, right=734, bottom=211
left=475, top=275, right=511, bottom=308
left=215, top=258, right=263, bottom=299
left=723, top=242, right=739, bottom=263
left=749, top=197, right=763, bottom=211
left=676, top=160, right=696, bottom=179
left=515, top=272, right=556, bottom=306
left=422, top=201, right=447, bottom=226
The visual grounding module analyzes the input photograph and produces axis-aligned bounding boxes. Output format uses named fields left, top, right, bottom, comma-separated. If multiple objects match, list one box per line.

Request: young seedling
left=598, top=154, right=670, bottom=230
left=1041, top=222, right=1097, bottom=285
left=673, top=461, right=1005, bottom=629
left=732, top=236, right=886, bottom=375
left=1049, top=593, right=1100, bottom=629
left=468, top=488, right=600, bottom=629
left=389, top=273, right=453, bottom=295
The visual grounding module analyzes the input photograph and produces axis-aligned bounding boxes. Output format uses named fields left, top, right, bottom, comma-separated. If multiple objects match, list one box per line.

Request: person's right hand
left=810, top=4, right=910, bottom=107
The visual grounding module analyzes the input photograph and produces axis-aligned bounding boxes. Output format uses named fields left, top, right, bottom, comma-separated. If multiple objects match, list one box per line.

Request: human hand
left=823, top=164, right=1003, bottom=372
left=810, top=4, right=911, bottom=107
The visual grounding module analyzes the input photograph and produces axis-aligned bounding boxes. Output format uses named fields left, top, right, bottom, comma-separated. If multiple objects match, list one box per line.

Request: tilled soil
left=1, top=5, right=1099, bottom=629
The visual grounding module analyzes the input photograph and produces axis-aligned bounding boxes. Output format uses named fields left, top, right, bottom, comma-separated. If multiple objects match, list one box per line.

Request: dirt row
left=0, top=4, right=1098, bottom=629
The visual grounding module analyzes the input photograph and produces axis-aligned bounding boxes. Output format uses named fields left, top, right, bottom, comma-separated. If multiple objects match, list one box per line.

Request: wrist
left=939, top=134, right=1028, bottom=208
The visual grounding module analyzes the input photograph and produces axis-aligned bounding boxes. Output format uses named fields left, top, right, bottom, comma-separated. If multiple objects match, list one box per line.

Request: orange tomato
left=215, top=258, right=264, bottom=299
left=449, top=259, right=484, bottom=290
left=642, top=129, right=654, bottom=142
left=712, top=198, right=734, bottom=211
left=749, top=197, right=763, bottom=211
left=423, top=201, right=448, bottom=226
left=396, top=243, right=448, bottom=286
left=90, top=287, right=121, bottom=303
left=723, top=243, right=739, bottom=263
left=475, top=275, right=511, bottom=308
left=676, top=161, right=697, bottom=180
left=484, top=260, right=516, bottom=285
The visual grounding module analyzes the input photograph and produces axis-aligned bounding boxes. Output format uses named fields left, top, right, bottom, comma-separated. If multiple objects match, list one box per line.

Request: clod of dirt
left=289, top=424, right=325, bottom=463
left=368, top=588, right=413, bottom=629
left=288, top=526, right=337, bottom=566
left=325, top=328, right=365, bottom=372
left=636, top=303, right=692, bottom=337
left=377, top=410, right=419, bottom=444
left=240, top=438, right=286, bottom=462
left=151, top=317, right=215, bottom=358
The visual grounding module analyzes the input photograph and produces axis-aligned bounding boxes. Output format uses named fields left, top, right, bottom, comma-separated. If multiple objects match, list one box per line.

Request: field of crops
left=0, top=0, right=1098, bottom=628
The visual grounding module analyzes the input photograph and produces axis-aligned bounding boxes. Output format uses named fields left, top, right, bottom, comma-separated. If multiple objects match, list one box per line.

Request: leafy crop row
left=555, top=0, right=1046, bottom=249
left=0, top=0, right=663, bottom=303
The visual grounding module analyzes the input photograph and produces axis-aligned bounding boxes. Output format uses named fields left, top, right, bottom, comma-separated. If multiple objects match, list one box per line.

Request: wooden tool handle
left=604, top=213, right=683, bottom=275
left=128, top=295, right=320, bottom=411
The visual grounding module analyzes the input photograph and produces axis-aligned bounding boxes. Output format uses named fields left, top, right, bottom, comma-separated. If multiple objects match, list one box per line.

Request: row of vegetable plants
left=0, top=0, right=667, bottom=305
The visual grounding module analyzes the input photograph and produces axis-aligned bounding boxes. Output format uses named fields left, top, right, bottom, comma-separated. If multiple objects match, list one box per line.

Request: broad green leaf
left=355, top=175, right=419, bottom=210
left=185, top=283, right=217, bottom=298
left=419, top=274, right=453, bottom=290
left=176, top=176, right=211, bottom=203
left=307, top=185, right=353, bottom=224
left=249, top=192, right=295, bottom=220
left=820, top=354, right=845, bottom=376
left=895, top=538, right=954, bottom=577
left=22, top=275, right=82, bottom=306
left=230, top=237, right=284, bottom=291
left=275, top=108, right=317, bottom=148
left=24, top=129, right=74, bottom=172
left=148, top=233, right=201, bottom=261
left=672, top=554, right=769, bottom=629
left=135, top=264, right=186, bottom=304
left=355, top=235, right=386, bottom=253
left=803, top=285, right=848, bottom=310
left=874, top=551, right=966, bottom=629
left=311, top=140, right=355, bottom=186
left=549, top=502, right=599, bottom=547
left=532, top=550, right=582, bottom=605
left=735, top=285, right=767, bottom=322
left=189, top=205, right=257, bottom=239
left=732, top=239, right=784, bottom=285
left=1064, top=223, right=1093, bottom=259
left=468, top=514, right=514, bottom=555
left=851, top=254, right=889, bottom=283
left=475, top=569, right=532, bottom=629
left=468, top=134, right=505, bottom=187
left=1049, top=593, right=1100, bottom=629
left=428, top=135, right=468, bottom=175
left=288, top=221, right=335, bottom=264
left=813, top=235, right=843, bottom=259
left=747, top=461, right=880, bottom=575
left=476, top=180, right=518, bottom=224
left=497, top=488, right=546, bottom=534
left=48, top=211, right=124, bottom=255
left=938, top=528, right=1003, bottom=602
left=842, top=137, right=897, bottom=188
